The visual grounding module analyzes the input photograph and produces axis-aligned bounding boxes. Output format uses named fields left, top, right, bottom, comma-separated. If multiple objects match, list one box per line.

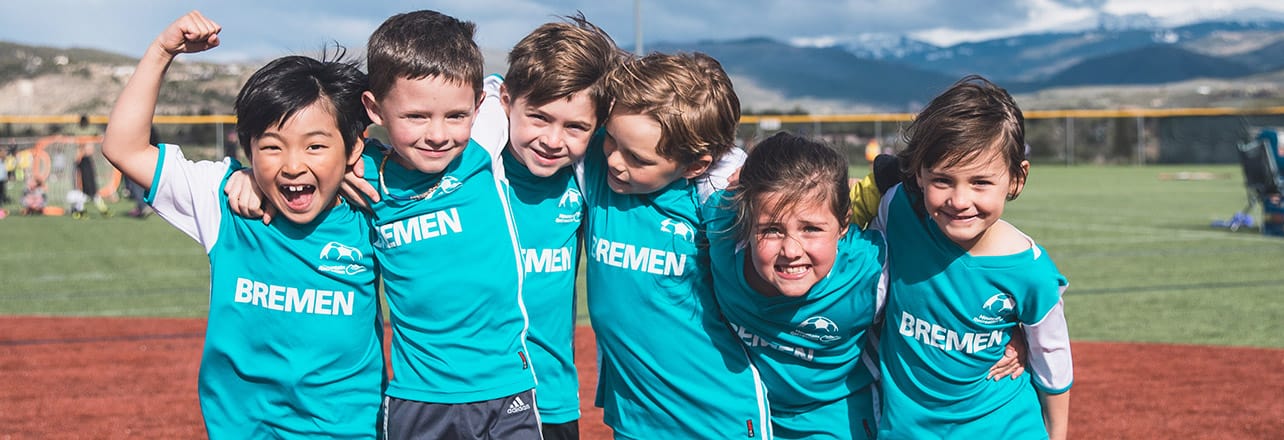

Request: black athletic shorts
left=384, top=389, right=541, bottom=440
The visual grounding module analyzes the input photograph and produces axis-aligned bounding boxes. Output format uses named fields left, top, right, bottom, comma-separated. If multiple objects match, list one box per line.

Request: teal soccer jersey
left=705, top=190, right=886, bottom=440
left=503, top=148, right=583, bottom=424
left=147, top=144, right=383, bottom=439
left=362, top=138, right=535, bottom=404
left=580, top=134, right=771, bottom=439
left=871, top=185, right=1073, bottom=439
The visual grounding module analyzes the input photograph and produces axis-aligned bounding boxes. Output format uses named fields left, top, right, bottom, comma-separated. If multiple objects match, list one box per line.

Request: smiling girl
left=872, top=75, right=1073, bottom=440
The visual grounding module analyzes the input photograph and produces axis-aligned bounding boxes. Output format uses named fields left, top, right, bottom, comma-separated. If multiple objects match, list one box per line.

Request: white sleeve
left=869, top=186, right=896, bottom=323
left=696, top=146, right=747, bottom=204
left=472, top=73, right=510, bottom=160
left=148, top=144, right=230, bottom=254
left=573, top=157, right=586, bottom=194
left=1025, top=299, right=1074, bottom=393
left=869, top=184, right=898, bottom=233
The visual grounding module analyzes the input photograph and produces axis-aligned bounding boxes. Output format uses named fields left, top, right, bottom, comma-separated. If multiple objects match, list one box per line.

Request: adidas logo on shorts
left=506, top=396, right=531, bottom=414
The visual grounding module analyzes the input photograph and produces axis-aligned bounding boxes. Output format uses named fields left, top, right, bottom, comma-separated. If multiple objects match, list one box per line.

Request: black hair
left=234, top=48, right=371, bottom=158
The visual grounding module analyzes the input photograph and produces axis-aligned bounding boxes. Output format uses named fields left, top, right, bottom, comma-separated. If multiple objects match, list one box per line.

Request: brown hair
left=505, top=13, right=623, bottom=125
left=733, top=132, right=850, bottom=243
left=606, top=52, right=739, bottom=165
left=365, top=10, right=483, bottom=100
left=899, top=74, right=1028, bottom=200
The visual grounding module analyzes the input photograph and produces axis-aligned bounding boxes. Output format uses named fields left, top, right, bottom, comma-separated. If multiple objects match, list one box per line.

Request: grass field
left=2, top=164, right=1281, bottom=348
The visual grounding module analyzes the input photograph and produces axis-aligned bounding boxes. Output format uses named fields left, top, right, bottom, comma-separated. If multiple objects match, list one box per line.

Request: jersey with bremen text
left=580, top=132, right=771, bottom=439
left=363, top=135, right=534, bottom=404
left=871, top=185, right=1072, bottom=439
left=705, top=189, right=886, bottom=439
left=503, top=148, right=583, bottom=423
left=147, top=144, right=383, bottom=439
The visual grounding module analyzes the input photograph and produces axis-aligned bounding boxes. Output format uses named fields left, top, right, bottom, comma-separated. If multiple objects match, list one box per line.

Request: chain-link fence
left=740, top=107, right=1284, bottom=166
left=4, top=109, right=1283, bottom=213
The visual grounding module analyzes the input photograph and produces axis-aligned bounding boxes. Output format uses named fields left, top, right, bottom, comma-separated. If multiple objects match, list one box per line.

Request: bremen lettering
left=590, top=236, right=687, bottom=276
left=732, top=323, right=814, bottom=362
left=898, top=311, right=1003, bottom=354
left=377, top=208, right=463, bottom=249
left=233, top=277, right=354, bottom=316
left=523, top=247, right=573, bottom=273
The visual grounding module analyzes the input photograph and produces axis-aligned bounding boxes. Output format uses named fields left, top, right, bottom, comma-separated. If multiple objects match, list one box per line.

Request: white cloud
left=0, top=0, right=1280, bottom=61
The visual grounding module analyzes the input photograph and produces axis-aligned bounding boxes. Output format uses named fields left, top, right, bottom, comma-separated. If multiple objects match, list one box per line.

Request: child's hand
left=340, top=158, right=379, bottom=211
left=989, top=329, right=1029, bottom=380
left=157, top=11, right=221, bottom=57
left=223, top=169, right=275, bottom=224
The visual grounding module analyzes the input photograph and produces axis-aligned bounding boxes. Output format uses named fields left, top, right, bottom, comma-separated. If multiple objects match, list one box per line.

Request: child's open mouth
left=281, top=184, right=316, bottom=211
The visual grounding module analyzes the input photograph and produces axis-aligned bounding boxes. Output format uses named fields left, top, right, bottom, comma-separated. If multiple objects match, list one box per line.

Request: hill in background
left=2, top=15, right=1284, bottom=116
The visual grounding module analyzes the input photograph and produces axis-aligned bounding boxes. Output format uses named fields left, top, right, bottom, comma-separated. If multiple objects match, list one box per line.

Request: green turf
left=1000, top=165, right=1284, bottom=348
left=3, top=164, right=1281, bottom=348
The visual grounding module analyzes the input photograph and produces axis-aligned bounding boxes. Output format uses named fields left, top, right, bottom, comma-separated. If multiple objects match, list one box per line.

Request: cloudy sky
left=1, top=0, right=1282, bottom=63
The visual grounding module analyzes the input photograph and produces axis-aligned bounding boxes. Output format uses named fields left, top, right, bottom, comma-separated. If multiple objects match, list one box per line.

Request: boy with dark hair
left=102, top=11, right=384, bottom=439
left=357, top=10, right=537, bottom=439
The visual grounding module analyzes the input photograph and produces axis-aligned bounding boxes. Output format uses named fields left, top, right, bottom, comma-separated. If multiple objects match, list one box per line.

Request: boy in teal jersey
left=705, top=132, right=888, bottom=440
left=495, top=14, right=622, bottom=440
left=581, top=52, right=771, bottom=439
left=224, top=11, right=534, bottom=438
left=354, top=10, right=538, bottom=439
left=870, top=75, right=1073, bottom=439
left=102, top=11, right=383, bottom=439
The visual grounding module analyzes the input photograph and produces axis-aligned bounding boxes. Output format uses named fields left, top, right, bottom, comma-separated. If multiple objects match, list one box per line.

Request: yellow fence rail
left=5, top=105, right=1284, bottom=126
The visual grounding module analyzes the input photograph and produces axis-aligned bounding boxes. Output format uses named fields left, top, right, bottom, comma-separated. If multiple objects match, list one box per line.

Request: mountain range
left=650, top=15, right=1284, bottom=112
left=3, top=13, right=1284, bottom=115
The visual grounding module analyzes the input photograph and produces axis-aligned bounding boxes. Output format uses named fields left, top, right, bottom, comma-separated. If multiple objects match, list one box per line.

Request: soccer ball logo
left=795, top=316, right=841, bottom=342
left=318, top=242, right=368, bottom=276
left=558, top=189, right=583, bottom=209
left=320, top=242, right=363, bottom=262
left=983, top=293, right=1016, bottom=320
left=660, top=218, right=695, bottom=242
left=436, top=176, right=463, bottom=195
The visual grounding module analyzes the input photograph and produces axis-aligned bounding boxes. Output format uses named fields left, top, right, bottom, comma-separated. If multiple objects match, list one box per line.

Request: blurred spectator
left=0, top=148, right=10, bottom=205
left=70, top=115, right=110, bottom=218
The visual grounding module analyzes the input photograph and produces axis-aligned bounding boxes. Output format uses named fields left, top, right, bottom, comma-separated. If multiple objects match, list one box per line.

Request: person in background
left=70, top=115, right=110, bottom=218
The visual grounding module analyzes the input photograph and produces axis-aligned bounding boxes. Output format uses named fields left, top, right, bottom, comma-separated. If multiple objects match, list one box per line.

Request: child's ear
left=500, top=83, right=511, bottom=109
left=681, top=154, right=714, bottom=179
left=346, top=137, right=366, bottom=167
left=362, top=91, right=384, bottom=127
left=1008, top=160, right=1030, bottom=199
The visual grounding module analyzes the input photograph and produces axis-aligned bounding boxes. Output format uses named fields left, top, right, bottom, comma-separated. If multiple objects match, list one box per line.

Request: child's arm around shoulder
left=850, top=153, right=901, bottom=229
left=102, top=11, right=220, bottom=190
left=472, top=74, right=509, bottom=161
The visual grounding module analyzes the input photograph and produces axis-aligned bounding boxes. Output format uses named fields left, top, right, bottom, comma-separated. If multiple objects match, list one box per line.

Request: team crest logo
left=659, top=218, right=695, bottom=242
left=318, top=241, right=367, bottom=275
left=974, top=292, right=1016, bottom=325
left=431, top=176, right=463, bottom=198
left=791, top=316, right=841, bottom=343
left=556, top=188, right=583, bottom=224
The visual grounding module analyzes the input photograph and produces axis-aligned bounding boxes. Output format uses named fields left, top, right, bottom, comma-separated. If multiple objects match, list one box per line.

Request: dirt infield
left=2, top=316, right=1281, bottom=439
